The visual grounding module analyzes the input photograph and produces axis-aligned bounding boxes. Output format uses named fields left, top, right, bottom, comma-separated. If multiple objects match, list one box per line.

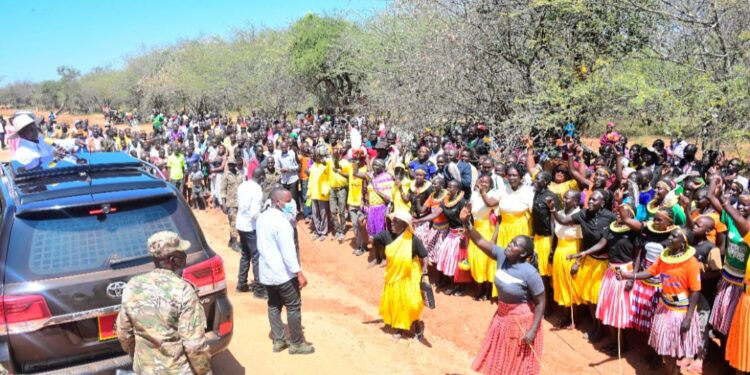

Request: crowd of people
left=7, top=108, right=750, bottom=375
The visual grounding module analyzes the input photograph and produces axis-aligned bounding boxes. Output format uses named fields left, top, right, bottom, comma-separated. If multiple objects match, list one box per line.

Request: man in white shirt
left=236, top=168, right=266, bottom=298
left=256, top=187, right=314, bottom=355
left=10, top=113, right=55, bottom=169
left=274, top=141, right=300, bottom=204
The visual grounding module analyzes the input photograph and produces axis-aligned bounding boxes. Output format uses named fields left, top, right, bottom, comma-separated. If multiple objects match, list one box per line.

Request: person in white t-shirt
left=10, top=113, right=55, bottom=170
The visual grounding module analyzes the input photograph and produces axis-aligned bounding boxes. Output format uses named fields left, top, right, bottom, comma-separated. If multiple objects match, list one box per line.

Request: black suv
left=0, top=152, right=232, bottom=374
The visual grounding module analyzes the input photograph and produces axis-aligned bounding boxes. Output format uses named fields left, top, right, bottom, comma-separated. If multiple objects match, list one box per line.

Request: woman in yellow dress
left=496, top=165, right=534, bottom=249
left=363, top=209, right=428, bottom=340
left=550, top=189, right=583, bottom=324
left=494, top=164, right=534, bottom=298
left=468, top=174, right=501, bottom=301
left=547, top=189, right=615, bottom=343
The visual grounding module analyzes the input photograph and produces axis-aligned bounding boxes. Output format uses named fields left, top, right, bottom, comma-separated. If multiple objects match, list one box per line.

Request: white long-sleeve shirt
left=236, top=179, right=263, bottom=232
left=256, top=208, right=301, bottom=285
left=13, top=138, right=54, bottom=169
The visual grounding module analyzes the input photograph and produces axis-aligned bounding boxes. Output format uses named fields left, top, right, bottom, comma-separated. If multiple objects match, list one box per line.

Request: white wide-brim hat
left=9, top=113, right=40, bottom=139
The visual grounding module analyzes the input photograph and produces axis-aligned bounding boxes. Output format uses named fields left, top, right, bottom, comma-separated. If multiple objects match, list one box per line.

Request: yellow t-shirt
left=342, top=161, right=366, bottom=207
left=392, top=178, right=412, bottom=213
left=329, top=159, right=349, bottom=189
left=308, top=162, right=330, bottom=201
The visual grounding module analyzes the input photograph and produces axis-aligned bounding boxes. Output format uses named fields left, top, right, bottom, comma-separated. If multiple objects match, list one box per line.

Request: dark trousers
left=266, top=278, right=303, bottom=344
left=238, top=230, right=260, bottom=288
left=349, top=207, right=365, bottom=250
left=311, top=200, right=329, bottom=236
left=329, top=187, right=348, bottom=235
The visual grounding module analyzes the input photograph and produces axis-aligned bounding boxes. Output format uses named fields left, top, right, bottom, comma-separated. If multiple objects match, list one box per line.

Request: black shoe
left=230, top=241, right=241, bottom=252
left=250, top=281, right=264, bottom=292
left=236, top=284, right=250, bottom=293
left=253, top=290, right=268, bottom=300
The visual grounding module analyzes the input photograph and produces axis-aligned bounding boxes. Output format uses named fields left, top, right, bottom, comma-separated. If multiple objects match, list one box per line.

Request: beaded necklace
left=444, top=191, right=465, bottom=208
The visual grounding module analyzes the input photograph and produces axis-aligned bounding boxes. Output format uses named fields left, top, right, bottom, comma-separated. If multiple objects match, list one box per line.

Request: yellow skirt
left=726, top=291, right=750, bottom=371
left=379, top=265, right=424, bottom=331
left=468, top=219, right=496, bottom=283
left=551, top=238, right=581, bottom=307
left=534, top=235, right=553, bottom=277
left=496, top=211, right=531, bottom=247
left=574, top=257, right=608, bottom=305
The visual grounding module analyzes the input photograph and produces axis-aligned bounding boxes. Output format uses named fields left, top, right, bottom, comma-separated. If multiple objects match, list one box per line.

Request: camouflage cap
left=147, top=231, right=191, bottom=258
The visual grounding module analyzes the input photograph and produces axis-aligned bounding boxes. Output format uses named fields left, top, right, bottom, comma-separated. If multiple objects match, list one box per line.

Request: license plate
left=98, top=313, right=118, bottom=341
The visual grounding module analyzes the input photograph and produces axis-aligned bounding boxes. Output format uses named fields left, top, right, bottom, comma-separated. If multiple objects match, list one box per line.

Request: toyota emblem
left=106, top=281, right=127, bottom=299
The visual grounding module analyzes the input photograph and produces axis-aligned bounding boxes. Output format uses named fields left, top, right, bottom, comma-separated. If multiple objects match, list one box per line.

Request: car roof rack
left=1, top=153, right=166, bottom=195
left=8, top=153, right=143, bottom=182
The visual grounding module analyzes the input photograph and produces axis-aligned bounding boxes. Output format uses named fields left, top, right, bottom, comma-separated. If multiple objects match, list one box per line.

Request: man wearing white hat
left=10, top=113, right=55, bottom=169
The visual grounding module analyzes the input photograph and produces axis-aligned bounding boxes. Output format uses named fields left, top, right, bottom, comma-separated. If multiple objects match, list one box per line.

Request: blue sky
left=0, top=0, right=386, bottom=83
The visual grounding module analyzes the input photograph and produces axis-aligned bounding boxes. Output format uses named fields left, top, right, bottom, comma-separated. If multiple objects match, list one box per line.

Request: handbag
left=420, top=275, right=436, bottom=309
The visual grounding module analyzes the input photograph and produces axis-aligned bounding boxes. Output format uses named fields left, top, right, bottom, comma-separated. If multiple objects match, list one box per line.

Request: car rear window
left=6, top=196, right=202, bottom=282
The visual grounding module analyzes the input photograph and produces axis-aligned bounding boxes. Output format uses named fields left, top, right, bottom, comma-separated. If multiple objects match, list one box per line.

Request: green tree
left=289, top=13, right=362, bottom=111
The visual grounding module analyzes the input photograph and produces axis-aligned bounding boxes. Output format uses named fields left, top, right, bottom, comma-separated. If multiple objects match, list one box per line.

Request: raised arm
left=490, top=218, right=501, bottom=244
left=618, top=203, right=643, bottom=232
left=568, top=146, right=591, bottom=189
left=546, top=197, right=574, bottom=225
left=479, top=188, right=499, bottom=208
left=608, top=154, right=622, bottom=192
left=706, top=174, right=724, bottom=213
left=396, top=180, right=411, bottom=204
left=721, top=195, right=750, bottom=237
left=524, top=137, right=537, bottom=175
left=681, top=194, right=694, bottom=228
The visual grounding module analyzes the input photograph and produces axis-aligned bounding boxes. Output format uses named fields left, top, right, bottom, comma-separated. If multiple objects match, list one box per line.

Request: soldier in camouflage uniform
left=220, top=158, right=243, bottom=252
left=262, top=157, right=282, bottom=201
left=116, top=231, right=212, bottom=375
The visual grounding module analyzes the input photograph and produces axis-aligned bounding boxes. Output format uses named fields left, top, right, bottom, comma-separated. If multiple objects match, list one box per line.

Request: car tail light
left=219, top=319, right=233, bottom=336
left=0, top=295, right=52, bottom=334
left=182, top=256, right=226, bottom=296
left=89, top=207, right=117, bottom=215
